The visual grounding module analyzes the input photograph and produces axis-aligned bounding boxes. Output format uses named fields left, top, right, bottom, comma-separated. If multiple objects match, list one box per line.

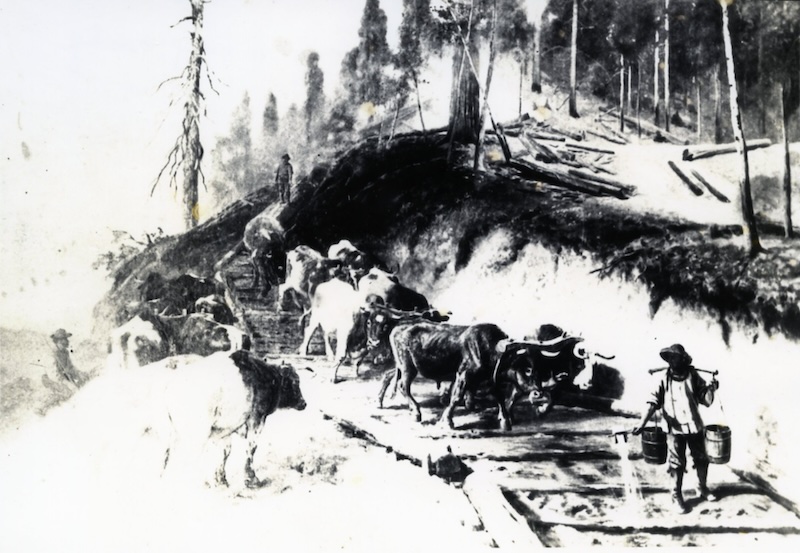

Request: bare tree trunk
left=696, top=74, right=702, bottom=142
left=721, top=1, right=762, bottom=254
left=637, top=61, right=642, bottom=138
left=627, top=62, right=633, bottom=115
left=757, top=4, right=766, bottom=136
left=519, top=56, right=524, bottom=117
left=654, top=25, right=660, bottom=126
left=411, top=69, right=426, bottom=134
left=619, top=55, right=625, bottom=133
left=447, top=1, right=475, bottom=164
left=183, top=0, right=205, bottom=229
left=569, top=0, right=579, bottom=118
left=781, top=81, right=794, bottom=238
left=475, top=0, right=498, bottom=172
left=664, top=0, right=671, bottom=133
left=532, top=17, right=542, bottom=93
left=715, top=61, right=723, bottom=144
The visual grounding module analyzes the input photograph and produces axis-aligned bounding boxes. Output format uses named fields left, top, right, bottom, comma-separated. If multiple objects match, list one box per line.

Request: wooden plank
left=463, top=474, right=548, bottom=549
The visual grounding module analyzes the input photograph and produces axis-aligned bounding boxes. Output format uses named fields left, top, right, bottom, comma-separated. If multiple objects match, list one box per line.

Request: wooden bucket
left=641, top=426, right=667, bottom=465
left=705, top=424, right=731, bottom=464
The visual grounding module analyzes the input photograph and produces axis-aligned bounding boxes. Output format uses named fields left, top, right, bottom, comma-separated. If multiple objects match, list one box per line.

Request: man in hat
left=632, top=343, right=719, bottom=514
left=275, top=153, right=294, bottom=204
left=50, top=329, right=87, bottom=388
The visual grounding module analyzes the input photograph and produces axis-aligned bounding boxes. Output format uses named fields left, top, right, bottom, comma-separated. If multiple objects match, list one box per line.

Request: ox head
left=278, top=364, right=307, bottom=411
left=570, top=343, right=615, bottom=391
left=363, top=301, right=448, bottom=357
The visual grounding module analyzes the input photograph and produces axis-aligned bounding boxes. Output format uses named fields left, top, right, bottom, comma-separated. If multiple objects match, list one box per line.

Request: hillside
left=98, top=129, right=800, bottom=345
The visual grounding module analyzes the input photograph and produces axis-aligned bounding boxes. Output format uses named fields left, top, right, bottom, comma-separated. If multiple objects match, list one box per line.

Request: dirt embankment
left=99, top=135, right=800, bottom=506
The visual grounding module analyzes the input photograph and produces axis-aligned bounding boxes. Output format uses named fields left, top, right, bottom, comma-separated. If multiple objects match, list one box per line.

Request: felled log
left=545, top=125, right=585, bottom=141
left=567, top=168, right=636, bottom=196
left=667, top=161, right=704, bottom=196
left=690, top=168, right=731, bottom=203
left=520, top=134, right=562, bottom=163
left=586, top=127, right=627, bottom=145
left=509, top=158, right=631, bottom=199
left=527, top=130, right=567, bottom=142
left=564, top=141, right=616, bottom=155
left=607, top=109, right=685, bottom=144
left=681, top=138, right=772, bottom=161
left=597, top=121, right=630, bottom=143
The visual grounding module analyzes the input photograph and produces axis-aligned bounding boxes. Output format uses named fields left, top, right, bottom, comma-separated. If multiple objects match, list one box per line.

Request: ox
left=382, top=321, right=541, bottom=431
left=364, top=301, right=449, bottom=365
left=357, top=268, right=430, bottom=312
left=278, top=245, right=344, bottom=312
left=151, top=350, right=307, bottom=488
left=214, top=207, right=285, bottom=297
left=243, top=208, right=285, bottom=293
left=108, top=313, right=250, bottom=371
left=194, top=294, right=237, bottom=326
left=327, top=239, right=382, bottom=287
left=507, top=324, right=617, bottom=412
left=138, top=273, right=221, bottom=316
left=299, top=278, right=369, bottom=382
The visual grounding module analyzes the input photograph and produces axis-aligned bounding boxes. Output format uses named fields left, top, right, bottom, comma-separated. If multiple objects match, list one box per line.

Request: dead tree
left=151, top=0, right=211, bottom=230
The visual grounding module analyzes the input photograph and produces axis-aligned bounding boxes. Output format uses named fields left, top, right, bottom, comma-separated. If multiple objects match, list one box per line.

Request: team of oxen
left=104, top=208, right=611, bottom=487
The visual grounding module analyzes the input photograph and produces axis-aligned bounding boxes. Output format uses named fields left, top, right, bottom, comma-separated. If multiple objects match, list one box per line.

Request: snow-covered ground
left=0, top=363, right=495, bottom=553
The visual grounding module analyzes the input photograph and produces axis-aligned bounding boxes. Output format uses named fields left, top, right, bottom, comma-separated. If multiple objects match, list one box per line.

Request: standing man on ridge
left=276, top=153, right=294, bottom=204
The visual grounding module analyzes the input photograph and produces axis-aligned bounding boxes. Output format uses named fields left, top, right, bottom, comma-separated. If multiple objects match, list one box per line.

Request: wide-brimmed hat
left=51, top=328, right=72, bottom=341
left=660, top=343, right=692, bottom=365
left=281, top=153, right=291, bottom=160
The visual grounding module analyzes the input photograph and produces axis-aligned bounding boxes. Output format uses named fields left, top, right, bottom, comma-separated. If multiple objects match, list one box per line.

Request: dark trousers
left=668, top=432, right=708, bottom=477
left=278, top=180, right=290, bottom=203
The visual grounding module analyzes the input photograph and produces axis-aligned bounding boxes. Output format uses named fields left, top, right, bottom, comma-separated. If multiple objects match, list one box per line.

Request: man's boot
left=697, top=463, right=718, bottom=502
left=671, top=470, right=688, bottom=514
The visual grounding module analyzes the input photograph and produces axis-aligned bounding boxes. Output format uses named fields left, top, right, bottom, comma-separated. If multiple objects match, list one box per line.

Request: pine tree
left=304, top=52, right=325, bottom=143
left=397, top=0, right=435, bottom=131
left=210, top=92, right=257, bottom=208
left=354, top=0, right=392, bottom=107
left=263, top=93, right=279, bottom=138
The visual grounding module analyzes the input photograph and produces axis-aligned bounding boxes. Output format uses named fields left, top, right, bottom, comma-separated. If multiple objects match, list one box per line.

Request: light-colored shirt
left=649, top=368, right=714, bottom=435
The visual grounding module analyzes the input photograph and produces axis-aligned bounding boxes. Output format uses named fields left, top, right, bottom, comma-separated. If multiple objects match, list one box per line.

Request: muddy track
left=223, top=249, right=800, bottom=548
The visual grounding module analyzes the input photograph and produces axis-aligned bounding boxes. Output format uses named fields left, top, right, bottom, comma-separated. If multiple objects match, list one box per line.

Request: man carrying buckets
left=632, top=344, right=720, bottom=514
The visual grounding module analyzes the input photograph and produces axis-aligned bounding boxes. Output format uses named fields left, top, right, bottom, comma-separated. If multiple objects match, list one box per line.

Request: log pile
left=502, top=128, right=636, bottom=199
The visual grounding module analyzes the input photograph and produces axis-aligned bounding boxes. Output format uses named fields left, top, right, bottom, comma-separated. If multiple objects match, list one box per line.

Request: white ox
left=143, top=351, right=307, bottom=488
left=299, top=278, right=369, bottom=383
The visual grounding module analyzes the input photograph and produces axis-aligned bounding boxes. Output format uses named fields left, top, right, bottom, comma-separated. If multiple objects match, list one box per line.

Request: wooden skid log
left=681, top=138, right=772, bottom=161
left=667, top=161, right=704, bottom=195
left=690, top=168, right=731, bottom=202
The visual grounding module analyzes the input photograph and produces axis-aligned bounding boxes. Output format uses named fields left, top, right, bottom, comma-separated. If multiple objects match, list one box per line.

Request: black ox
left=381, top=321, right=544, bottom=431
